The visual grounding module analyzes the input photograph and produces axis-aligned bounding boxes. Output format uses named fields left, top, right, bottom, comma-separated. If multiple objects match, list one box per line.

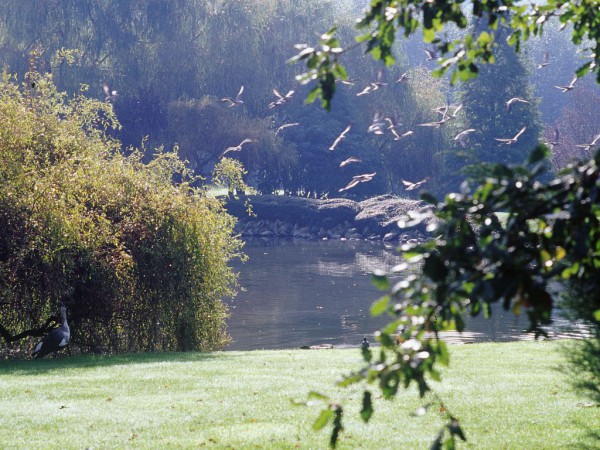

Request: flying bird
left=102, top=83, right=117, bottom=102
left=506, top=97, right=530, bottom=112
left=356, top=85, right=372, bottom=96
left=396, top=72, right=409, bottom=83
left=402, top=177, right=429, bottom=191
left=338, top=172, right=377, bottom=192
left=269, top=88, right=295, bottom=108
left=32, top=304, right=70, bottom=359
left=391, top=129, right=414, bottom=141
left=423, top=48, right=438, bottom=60
left=370, top=69, right=388, bottom=90
left=554, top=76, right=577, bottom=93
left=221, top=138, right=254, bottom=157
left=546, top=127, right=560, bottom=147
left=339, top=157, right=362, bottom=168
left=417, top=118, right=447, bottom=128
left=220, top=85, right=245, bottom=106
left=275, top=122, right=300, bottom=135
left=329, top=124, right=352, bottom=151
left=575, top=133, right=600, bottom=151
left=368, top=113, right=386, bottom=135
left=453, top=128, right=476, bottom=147
left=537, top=50, right=549, bottom=69
left=494, top=126, right=527, bottom=145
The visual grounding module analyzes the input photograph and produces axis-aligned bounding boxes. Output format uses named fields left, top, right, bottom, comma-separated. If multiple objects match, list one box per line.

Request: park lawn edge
left=0, top=340, right=598, bottom=449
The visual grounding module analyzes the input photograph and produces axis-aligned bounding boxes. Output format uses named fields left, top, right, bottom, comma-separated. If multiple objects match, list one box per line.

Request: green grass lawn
left=0, top=340, right=598, bottom=449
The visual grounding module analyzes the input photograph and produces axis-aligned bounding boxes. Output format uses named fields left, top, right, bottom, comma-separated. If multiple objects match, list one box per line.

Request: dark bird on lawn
left=32, top=304, right=70, bottom=359
left=269, top=88, right=295, bottom=108
left=453, top=128, right=476, bottom=147
left=102, top=83, right=117, bottom=102
left=506, top=97, right=530, bottom=112
left=275, top=122, right=300, bottom=135
left=329, top=124, right=352, bottom=151
left=220, top=85, right=245, bottom=106
left=362, top=337, right=370, bottom=349
left=494, top=126, right=527, bottom=145
left=339, top=157, right=362, bottom=168
left=575, top=133, right=600, bottom=151
left=339, top=172, right=376, bottom=192
left=402, top=177, right=429, bottom=191
left=221, top=138, right=254, bottom=157
left=554, top=75, right=577, bottom=93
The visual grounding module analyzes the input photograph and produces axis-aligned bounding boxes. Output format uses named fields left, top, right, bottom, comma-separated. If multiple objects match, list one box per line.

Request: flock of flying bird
left=214, top=47, right=597, bottom=194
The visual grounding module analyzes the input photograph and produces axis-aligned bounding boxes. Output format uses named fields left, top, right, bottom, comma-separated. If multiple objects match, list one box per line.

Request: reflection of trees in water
left=315, top=249, right=403, bottom=277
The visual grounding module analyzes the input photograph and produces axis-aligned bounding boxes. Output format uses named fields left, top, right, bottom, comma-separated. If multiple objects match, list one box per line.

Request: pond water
left=224, top=238, right=590, bottom=351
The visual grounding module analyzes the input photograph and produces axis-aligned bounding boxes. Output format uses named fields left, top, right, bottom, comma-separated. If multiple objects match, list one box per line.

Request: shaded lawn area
left=0, top=340, right=598, bottom=449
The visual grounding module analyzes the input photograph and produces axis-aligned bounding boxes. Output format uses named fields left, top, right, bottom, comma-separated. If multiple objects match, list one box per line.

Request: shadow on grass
left=560, top=336, right=600, bottom=446
left=0, top=350, right=244, bottom=375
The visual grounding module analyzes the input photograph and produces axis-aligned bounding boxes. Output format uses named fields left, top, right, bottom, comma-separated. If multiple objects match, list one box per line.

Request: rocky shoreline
left=224, top=194, right=434, bottom=242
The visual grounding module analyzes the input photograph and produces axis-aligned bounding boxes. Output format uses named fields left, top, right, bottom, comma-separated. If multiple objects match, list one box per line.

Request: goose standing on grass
left=362, top=337, right=370, bottom=350
left=32, top=304, right=70, bottom=359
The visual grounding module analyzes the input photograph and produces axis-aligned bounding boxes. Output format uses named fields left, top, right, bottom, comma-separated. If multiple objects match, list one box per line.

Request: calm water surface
left=224, top=238, right=589, bottom=350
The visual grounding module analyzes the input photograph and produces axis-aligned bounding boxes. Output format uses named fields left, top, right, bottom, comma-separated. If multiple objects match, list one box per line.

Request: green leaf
left=593, top=309, right=600, bottom=321
left=313, top=408, right=334, bottom=431
left=370, top=295, right=390, bottom=316
left=528, top=145, right=549, bottom=165
left=360, top=391, right=374, bottom=422
left=308, top=391, right=330, bottom=401
left=371, top=272, right=390, bottom=290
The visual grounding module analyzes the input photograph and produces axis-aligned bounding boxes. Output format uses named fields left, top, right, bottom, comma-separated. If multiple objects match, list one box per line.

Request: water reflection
left=224, top=238, right=590, bottom=351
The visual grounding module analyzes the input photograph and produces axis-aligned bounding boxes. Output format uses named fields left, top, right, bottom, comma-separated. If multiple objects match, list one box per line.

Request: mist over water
left=224, top=239, right=590, bottom=350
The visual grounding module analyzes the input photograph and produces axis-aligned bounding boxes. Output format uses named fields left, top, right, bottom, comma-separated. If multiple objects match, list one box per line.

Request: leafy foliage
left=292, top=0, right=600, bottom=110
left=0, top=70, right=242, bottom=354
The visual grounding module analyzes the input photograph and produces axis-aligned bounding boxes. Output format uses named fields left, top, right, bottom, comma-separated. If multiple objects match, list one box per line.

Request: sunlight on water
left=224, top=238, right=591, bottom=350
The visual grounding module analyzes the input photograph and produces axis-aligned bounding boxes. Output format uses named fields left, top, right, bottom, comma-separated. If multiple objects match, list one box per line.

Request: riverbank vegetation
left=0, top=341, right=598, bottom=449
left=0, top=69, right=242, bottom=354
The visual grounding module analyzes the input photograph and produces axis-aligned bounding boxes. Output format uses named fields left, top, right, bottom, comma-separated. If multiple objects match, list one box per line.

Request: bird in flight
left=537, top=50, right=549, bottom=69
left=391, top=129, right=413, bottom=141
left=103, top=83, right=117, bottom=102
left=546, top=127, right=560, bottom=148
left=221, top=138, right=254, bottom=157
left=454, top=128, right=476, bottom=147
left=329, top=124, right=352, bottom=151
left=339, top=157, right=362, bottom=168
left=269, top=88, right=295, bottom=108
left=396, top=72, right=409, bottom=83
left=339, top=172, right=376, bottom=192
left=494, top=126, right=527, bottom=145
left=506, top=97, right=530, bottom=112
left=356, top=85, right=372, bottom=96
left=575, top=133, right=600, bottom=151
left=275, top=122, right=300, bottom=135
left=402, top=177, right=429, bottom=191
left=554, top=76, right=577, bottom=93
left=423, top=47, right=438, bottom=60
left=221, top=85, right=245, bottom=106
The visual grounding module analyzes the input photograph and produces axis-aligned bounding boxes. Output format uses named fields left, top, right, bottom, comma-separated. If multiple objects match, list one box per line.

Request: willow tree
left=0, top=69, right=242, bottom=355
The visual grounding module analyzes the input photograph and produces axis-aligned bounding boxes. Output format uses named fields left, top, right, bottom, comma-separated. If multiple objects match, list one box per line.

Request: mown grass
left=0, top=340, right=598, bottom=449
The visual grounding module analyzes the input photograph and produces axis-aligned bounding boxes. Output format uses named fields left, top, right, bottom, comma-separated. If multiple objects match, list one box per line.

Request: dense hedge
left=0, top=70, right=243, bottom=354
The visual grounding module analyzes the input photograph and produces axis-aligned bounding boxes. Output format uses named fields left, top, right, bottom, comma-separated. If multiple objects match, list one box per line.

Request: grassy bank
left=0, top=341, right=598, bottom=449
